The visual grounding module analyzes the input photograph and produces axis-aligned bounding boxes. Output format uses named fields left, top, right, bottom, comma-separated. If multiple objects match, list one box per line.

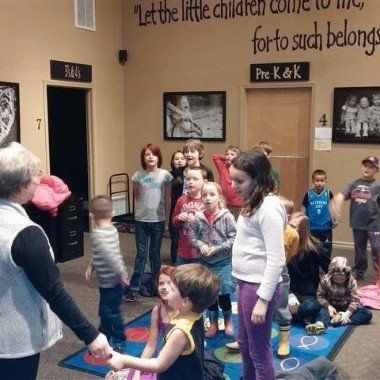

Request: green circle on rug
left=271, top=328, right=278, bottom=339
left=214, top=346, right=242, bottom=363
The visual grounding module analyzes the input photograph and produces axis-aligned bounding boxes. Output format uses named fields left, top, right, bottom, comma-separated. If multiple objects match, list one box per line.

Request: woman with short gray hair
left=0, top=142, right=111, bottom=379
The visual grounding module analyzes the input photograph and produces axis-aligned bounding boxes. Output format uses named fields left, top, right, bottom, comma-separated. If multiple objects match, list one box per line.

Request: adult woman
left=0, top=142, right=111, bottom=379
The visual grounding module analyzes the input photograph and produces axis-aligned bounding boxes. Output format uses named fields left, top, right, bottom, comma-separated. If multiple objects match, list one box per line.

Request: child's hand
left=251, top=298, right=268, bottom=324
left=85, top=266, right=93, bottom=281
left=121, top=273, right=130, bottom=287
left=288, top=293, right=300, bottom=314
left=107, top=351, right=126, bottom=371
left=178, top=212, right=189, bottom=221
left=340, top=311, right=351, bottom=325
left=288, top=293, right=300, bottom=306
left=187, top=213, right=196, bottom=223
left=207, top=247, right=216, bottom=255
left=200, top=245, right=209, bottom=255
left=328, top=305, right=337, bottom=317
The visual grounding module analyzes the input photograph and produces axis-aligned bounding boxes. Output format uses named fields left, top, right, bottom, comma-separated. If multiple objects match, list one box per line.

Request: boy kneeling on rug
left=107, top=264, right=220, bottom=380
left=306, top=257, right=372, bottom=335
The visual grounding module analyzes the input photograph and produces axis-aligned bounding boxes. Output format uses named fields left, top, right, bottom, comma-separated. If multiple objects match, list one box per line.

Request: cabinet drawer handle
left=69, top=231, right=77, bottom=237
left=69, top=206, right=76, bottom=212
left=67, top=216, right=78, bottom=221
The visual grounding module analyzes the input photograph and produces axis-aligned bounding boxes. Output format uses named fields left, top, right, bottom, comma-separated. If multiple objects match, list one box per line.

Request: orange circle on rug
left=125, top=327, right=149, bottom=342
left=83, top=352, right=109, bottom=366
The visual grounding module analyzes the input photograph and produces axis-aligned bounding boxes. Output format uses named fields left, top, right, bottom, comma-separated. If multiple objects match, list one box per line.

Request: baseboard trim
left=333, top=241, right=354, bottom=250
left=333, top=241, right=371, bottom=250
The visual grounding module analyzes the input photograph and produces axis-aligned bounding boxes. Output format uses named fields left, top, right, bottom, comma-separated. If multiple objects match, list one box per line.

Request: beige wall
left=0, top=0, right=125, bottom=195
left=2, top=1, right=378, bottom=245
left=122, top=0, right=380, bottom=245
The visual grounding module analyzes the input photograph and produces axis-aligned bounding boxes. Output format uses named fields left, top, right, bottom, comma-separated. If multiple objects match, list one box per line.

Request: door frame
left=239, top=82, right=316, bottom=177
left=43, top=80, right=95, bottom=201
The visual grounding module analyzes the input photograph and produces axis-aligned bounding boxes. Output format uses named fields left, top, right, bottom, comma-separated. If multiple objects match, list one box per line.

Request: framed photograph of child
left=163, top=91, right=226, bottom=141
left=332, top=87, right=380, bottom=144
left=0, top=81, right=20, bottom=148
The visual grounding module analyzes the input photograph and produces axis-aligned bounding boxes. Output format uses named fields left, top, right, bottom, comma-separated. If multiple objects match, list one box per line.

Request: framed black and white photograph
left=0, top=81, right=20, bottom=148
left=332, top=87, right=380, bottom=144
left=164, top=91, right=226, bottom=141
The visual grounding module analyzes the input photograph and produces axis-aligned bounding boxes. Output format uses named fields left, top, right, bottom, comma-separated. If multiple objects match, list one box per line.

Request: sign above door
left=50, top=60, right=92, bottom=83
left=250, top=62, right=309, bottom=83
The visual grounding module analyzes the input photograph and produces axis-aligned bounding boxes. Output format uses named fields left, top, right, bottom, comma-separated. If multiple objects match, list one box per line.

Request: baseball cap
left=362, top=156, right=379, bottom=168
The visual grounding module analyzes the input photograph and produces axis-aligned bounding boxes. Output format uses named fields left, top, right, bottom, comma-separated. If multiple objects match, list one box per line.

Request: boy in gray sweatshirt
left=85, top=195, right=129, bottom=348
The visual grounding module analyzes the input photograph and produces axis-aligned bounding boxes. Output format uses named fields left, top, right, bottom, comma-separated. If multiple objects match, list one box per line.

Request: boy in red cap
left=331, top=156, right=380, bottom=280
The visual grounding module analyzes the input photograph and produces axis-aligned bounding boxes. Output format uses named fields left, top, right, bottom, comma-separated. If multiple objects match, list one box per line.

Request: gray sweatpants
left=274, top=266, right=292, bottom=326
left=352, top=229, right=380, bottom=277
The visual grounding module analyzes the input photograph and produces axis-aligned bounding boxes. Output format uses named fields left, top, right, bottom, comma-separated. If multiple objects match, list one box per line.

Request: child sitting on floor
left=105, top=266, right=176, bottom=380
left=306, top=256, right=373, bottom=335
left=107, top=264, right=220, bottom=380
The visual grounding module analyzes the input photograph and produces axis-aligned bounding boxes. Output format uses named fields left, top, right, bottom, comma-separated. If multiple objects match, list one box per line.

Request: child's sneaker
left=124, top=289, right=137, bottom=302
left=305, top=321, right=326, bottom=335
left=225, top=341, right=240, bottom=351
left=331, top=312, right=344, bottom=326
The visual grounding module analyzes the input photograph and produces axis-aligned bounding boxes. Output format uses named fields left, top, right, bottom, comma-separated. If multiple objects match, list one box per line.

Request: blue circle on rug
left=290, top=334, right=329, bottom=351
left=276, top=356, right=303, bottom=372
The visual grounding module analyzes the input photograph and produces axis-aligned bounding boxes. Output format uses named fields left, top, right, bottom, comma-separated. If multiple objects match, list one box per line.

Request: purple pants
left=237, top=280, right=281, bottom=380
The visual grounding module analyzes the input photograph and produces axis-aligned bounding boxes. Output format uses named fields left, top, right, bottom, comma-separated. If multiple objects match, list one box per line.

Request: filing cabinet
left=25, top=195, right=84, bottom=263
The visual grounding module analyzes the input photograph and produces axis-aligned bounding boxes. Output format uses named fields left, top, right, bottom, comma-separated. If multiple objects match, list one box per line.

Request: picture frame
left=332, top=87, right=380, bottom=144
left=164, top=91, right=226, bottom=141
left=0, top=81, right=20, bottom=148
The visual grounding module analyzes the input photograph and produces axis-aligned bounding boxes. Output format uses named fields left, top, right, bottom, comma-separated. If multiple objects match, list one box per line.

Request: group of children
left=341, top=93, right=380, bottom=137
left=85, top=138, right=379, bottom=380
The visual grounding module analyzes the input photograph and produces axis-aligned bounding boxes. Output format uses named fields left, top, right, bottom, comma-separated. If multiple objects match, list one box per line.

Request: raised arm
left=212, top=154, right=227, bottom=174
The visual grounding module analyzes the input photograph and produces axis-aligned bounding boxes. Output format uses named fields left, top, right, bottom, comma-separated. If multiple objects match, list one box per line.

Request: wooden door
left=246, top=87, right=312, bottom=211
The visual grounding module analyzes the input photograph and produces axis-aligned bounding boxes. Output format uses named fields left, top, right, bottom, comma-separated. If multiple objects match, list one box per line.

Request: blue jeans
left=353, top=229, right=380, bottom=277
left=292, top=296, right=321, bottom=326
left=318, top=306, right=373, bottom=327
left=98, top=284, right=125, bottom=342
left=176, top=256, right=198, bottom=265
left=274, top=267, right=291, bottom=326
left=169, top=221, right=179, bottom=264
left=130, top=221, right=164, bottom=291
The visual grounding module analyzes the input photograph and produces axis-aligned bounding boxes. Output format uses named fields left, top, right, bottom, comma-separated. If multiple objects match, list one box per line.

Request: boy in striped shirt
left=85, top=195, right=129, bottom=349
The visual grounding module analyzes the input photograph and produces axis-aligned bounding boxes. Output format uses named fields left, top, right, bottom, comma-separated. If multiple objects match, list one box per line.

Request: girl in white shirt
left=229, top=147, right=286, bottom=380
